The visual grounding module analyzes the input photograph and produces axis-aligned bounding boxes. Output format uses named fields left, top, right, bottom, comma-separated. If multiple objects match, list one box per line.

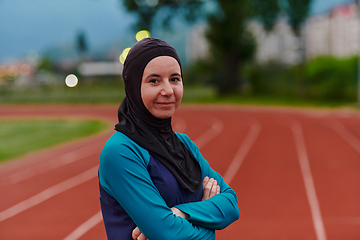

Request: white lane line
left=224, top=120, right=261, bottom=184
left=0, top=142, right=101, bottom=187
left=328, top=119, right=360, bottom=155
left=291, top=121, right=327, bottom=240
left=194, top=117, right=224, bottom=148
left=63, top=211, right=103, bottom=240
left=0, top=166, right=98, bottom=222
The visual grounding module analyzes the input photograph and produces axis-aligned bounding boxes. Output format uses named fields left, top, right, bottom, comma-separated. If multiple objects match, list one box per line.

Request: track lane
left=299, top=115, right=360, bottom=240
left=217, top=111, right=318, bottom=240
left=1, top=178, right=102, bottom=240
left=1, top=105, right=360, bottom=239
left=292, top=121, right=327, bottom=240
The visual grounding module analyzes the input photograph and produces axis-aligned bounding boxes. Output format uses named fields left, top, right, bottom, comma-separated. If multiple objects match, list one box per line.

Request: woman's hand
left=132, top=177, right=220, bottom=239
left=132, top=227, right=148, bottom=240
left=171, top=207, right=189, bottom=219
left=132, top=207, right=188, bottom=239
left=202, top=176, right=220, bottom=201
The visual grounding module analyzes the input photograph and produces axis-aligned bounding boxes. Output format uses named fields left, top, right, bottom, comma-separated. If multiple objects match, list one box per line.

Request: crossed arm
left=132, top=176, right=221, bottom=240
left=99, top=132, right=239, bottom=240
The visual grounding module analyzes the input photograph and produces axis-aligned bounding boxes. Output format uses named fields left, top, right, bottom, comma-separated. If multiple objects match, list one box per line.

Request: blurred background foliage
left=1, top=55, right=357, bottom=106
left=120, top=0, right=311, bottom=94
left=0, top=0, right=359, bottom=108
left=185, top=55, right=358, bottom=103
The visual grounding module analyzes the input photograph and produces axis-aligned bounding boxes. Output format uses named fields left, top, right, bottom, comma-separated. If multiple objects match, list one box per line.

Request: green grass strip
left=0, top=119, right=109, bottom=163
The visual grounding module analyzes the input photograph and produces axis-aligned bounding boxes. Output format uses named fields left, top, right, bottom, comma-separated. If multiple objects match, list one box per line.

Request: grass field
left=0, top=119, right=109, bottom=163
left=0, top=81, right=358, bottom=164
left=1, top=83, right=359, bottom=109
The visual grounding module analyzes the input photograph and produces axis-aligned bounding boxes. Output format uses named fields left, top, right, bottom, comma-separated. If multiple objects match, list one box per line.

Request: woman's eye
left=149, top=79, right=158, bottom=83
left=171, top=77, right=180, bottom=82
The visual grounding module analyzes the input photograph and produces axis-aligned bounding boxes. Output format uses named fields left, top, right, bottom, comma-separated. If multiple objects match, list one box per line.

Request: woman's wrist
left=171, top=207, right=189, bottom=219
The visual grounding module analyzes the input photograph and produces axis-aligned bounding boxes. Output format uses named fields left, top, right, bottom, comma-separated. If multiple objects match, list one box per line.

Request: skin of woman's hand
left=132, top=207, right=188, bottom=239
left=132, top=227, right=148, bottom=240
left=202, top=176, right=221, bottom=201
left=171, top=207, right=189, bottom=219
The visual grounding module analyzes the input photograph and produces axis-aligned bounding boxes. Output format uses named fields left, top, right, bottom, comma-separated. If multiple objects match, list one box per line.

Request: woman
left=98, top=38, right=239, bottom=240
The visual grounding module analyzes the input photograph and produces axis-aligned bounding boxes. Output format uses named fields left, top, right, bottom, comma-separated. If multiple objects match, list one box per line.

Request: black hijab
left=115, top=38, right=202, bottom=193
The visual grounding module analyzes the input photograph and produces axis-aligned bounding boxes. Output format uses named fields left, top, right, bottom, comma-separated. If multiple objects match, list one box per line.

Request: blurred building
left=248, top=18, right=300, bottom=64
left=0, top=62, right=35, bottom=87
left=78, top=62, right=123, bottom=77
left=186, top=22, right=209, bottom=63
left=305, top=2, right=359, bottom=59
left=187, top=2, right=360, bottom=65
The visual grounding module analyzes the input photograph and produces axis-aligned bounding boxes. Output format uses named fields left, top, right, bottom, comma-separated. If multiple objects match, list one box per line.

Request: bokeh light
left=65, top=74, right=78, bottom=87
left=0, top=66, right=5, bottom=77
left=8, top=65, right=18, bottom=76
left=27, top=50, right=38, bottom=63
left=119, top=47, right=131, bottom=64
left=136, top=30, right=151, bottom=42
left=20, top=64, right=31, bottom=76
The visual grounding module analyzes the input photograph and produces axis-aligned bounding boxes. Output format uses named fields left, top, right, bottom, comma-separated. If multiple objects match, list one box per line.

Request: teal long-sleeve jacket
left=99, top=131, right=240, bottom=240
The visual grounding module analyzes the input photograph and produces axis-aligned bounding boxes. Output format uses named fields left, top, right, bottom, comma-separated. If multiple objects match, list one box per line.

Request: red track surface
left=0, top=104, right=359, bottom=240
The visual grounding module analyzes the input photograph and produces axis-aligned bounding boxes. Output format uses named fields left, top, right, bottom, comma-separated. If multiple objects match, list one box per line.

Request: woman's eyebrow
left=145, top=74, right=161, bottom=79
left=145, top=73, right=181, bottom=78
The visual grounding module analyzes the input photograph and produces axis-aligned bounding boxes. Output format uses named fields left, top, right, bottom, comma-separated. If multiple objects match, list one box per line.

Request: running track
left=0, top=104, right=359, bottom=240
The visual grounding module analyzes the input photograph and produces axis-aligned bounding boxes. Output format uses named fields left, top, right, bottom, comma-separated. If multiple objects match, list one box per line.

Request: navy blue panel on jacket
left=99, top=154, right=203, bottom=240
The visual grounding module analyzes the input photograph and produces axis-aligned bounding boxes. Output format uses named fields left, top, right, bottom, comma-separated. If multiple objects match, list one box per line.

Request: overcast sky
left=0, top=0, right=354, bottom=63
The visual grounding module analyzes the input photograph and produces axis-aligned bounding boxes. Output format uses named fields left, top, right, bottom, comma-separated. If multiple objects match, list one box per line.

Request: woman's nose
left=160, top=80, right=174, bottom=96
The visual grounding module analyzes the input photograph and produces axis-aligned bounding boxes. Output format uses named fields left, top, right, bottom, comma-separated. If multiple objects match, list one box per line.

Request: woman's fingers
left=202, top=177, right=221, bottom=200
left=132, top=227, right=141, bottom=239
left=202, top=176, right=210, bottom=201
left=137, top=233, right=148, bottom=240
left=202, top=176, right=209, bottom=186
left=132, top=227, right=148, bottom=240
left=209, top=180, right=218, bottom=198
left=202, top=177, right=213, bottom=200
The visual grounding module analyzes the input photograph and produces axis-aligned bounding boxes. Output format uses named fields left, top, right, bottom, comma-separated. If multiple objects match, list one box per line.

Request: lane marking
left=194, top=117, right=224, bottom=148
left=63, top=211, right=103, bottom=240
left=0, top=142, right=101, bottom=187
left=291, top=121, right=327, bottom=240
left=0, top=166, right=98, bottom=222
left=224, top=120, right=261, bottom=184
left=328, top=119, right=360, bottom=155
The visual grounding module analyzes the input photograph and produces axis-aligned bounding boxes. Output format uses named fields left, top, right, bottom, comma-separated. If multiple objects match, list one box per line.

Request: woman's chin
left=151, top=108, right=176, bottom=119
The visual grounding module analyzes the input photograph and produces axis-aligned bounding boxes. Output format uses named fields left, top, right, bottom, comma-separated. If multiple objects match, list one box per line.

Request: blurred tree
left=76, top=30, right=88, bottom=56
left=37, top=57, right=56, bottom=73
left=283, top=0, right=312, bottom=36
left=120, top=0, right=311, bottom=94
left=283, top=0, right=312, bottom=95
left=255, top=0, right=312, bottom=55
left=205, top=0, right=256, bottom=93
left=283, top=0, right=312, bottom=63
left=252, top=0, right=281, bottom=32
left=123, top=0, right=203, bottom=30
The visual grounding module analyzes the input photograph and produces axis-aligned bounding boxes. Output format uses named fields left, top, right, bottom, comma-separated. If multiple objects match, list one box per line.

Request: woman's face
left=141, top=56, right=183, bottom=119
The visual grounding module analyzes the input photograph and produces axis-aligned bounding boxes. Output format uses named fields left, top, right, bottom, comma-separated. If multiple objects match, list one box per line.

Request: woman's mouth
left=155, top=102, right=175, bottom=105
